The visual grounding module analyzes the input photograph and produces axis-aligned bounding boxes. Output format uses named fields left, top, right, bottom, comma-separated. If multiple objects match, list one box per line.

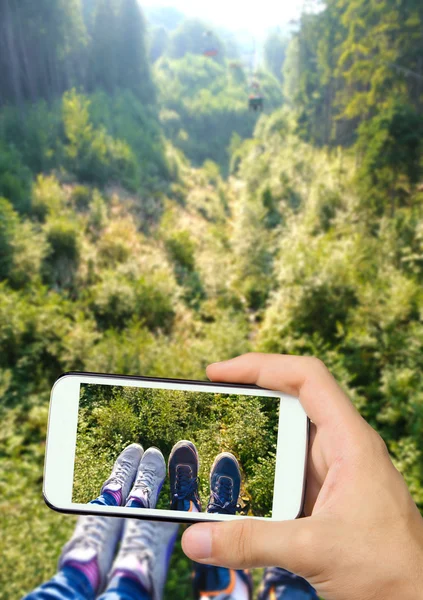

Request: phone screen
left=72, top=382, right=280, bottom=518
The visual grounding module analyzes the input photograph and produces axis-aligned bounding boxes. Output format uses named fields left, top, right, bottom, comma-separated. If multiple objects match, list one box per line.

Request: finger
left=207, top=353, right=360, bottom=429
left=182, top=517, right=318, bottom=574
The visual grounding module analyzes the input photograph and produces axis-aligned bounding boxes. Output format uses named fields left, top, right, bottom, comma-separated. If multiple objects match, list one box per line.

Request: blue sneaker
left=257, top=567, right=319, bottom=600
left=168, top=440, right=201, bottom=512
left=193, top=564, right=253, bottom=600
left=207, top=452, right=241, bottom=515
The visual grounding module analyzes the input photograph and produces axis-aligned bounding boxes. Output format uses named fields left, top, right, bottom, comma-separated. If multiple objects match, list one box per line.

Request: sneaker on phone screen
left=207, top=452, right=241, bottom=515
left=169, top=440, right=201, bottom=512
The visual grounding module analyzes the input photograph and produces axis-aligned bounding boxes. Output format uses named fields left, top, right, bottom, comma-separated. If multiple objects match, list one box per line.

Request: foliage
left=0, top=2, right=423, bottom=598
left=356, top=104, right=423, bottom=213
left=282, top=0, right=423, bottom=147
left=32, top=175, right=66, bottom=221
left=73, top=385, right=277, bottom=518
left=42, top=217, right=81, bottom=289
left=264, top=30, right=288, bottom=81
left=0, top=143, right=33, bottom=213
left=154, top=55, right=282, bottom=172
left=167, top=19, right=226, bottom=64
left=63, top=90, right=139, bottom=189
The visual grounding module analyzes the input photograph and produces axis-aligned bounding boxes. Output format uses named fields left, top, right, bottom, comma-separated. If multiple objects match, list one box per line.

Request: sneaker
left=126, top=447, right=166, bottom=508
left=257, top=567, right=319, bottom=600
left=101, top=443, right=144, bottom=506
left=207, top=452, right=241, bottom=515
left=59, top=515, right=123, bottom=594
left=169, top=440, right=201, bottom=512
left=108, top=519, right=179, bottom=600
left=193, top=564, right=253, bottom=600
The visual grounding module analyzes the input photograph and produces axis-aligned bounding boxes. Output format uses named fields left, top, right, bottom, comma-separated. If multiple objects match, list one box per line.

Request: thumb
left=181, top=517, right=319, bottom=573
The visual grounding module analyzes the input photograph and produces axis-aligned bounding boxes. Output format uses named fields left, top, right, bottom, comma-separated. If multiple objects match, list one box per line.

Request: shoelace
left=133, top=467, right=156, bottom=496
left=172, top=465, right=198, bottom=506
left=120, top=519, right=157, bottom=557
left=207, top=477, right=237, bottom=514
left=108, top=458, right=133, bottom=488
left=70, top=516, right=110, bottom=550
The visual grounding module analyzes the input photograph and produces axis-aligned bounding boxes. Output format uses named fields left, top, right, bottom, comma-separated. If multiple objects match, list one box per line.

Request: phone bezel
left=44, top=371, right=310, bottom=523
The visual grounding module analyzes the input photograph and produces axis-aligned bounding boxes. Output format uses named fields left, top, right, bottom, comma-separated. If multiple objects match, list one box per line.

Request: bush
left=71, top=185, right=92, bottom=212
left=62, top=90, right=139, bottom=189
left=90, top=271, right=175, bottom=332
left=0, top=144, right=32, bottom=213
left=165, top=230, right=196, bottom=271
left=0, top=197, right=18, bottom=280
left=43, top=218, right=81, bottom=289
left=32, top=175, right=66, bottom=221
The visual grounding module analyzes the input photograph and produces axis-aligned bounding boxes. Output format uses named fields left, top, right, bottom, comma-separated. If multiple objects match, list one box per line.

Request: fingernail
left=182, top=525, right=212, bottom=559
left=208, top=358, right=231, bottom=367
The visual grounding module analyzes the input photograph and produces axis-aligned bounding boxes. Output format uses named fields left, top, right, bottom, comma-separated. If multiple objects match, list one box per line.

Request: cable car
left=249, top=94, right=264, bottom=111
left=203, top=30, right=218, bottom=57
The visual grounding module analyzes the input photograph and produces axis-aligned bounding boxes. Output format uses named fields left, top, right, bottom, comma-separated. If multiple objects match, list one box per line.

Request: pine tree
left=0, top=0, right=87, bottom=105
left=336, top=0, right=423, bottom=120
left=116, top=0, right=156, bottom=103
left=88, top=0, right=119, bottom=93
left=264, top=30, right=287, bottom=81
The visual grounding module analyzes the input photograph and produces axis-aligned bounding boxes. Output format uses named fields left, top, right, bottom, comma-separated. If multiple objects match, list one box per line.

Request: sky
left=140, top=0, right=313, bottom=37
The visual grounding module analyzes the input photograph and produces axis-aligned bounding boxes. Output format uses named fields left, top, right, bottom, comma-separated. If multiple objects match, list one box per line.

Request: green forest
left=0, top=0, right=422, bottom=598
left=74, top=384, right=278, bottom=518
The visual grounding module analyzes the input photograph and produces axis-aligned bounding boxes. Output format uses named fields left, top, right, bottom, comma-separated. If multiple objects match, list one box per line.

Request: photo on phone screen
left=72, top=382, right=280, bottom=518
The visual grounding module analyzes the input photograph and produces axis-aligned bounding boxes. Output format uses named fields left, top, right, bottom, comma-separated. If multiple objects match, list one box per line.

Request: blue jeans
left=23, top=567, right=151, bottom=600
left=23, top=494, right=151, bottom=600
left=24, top=493, right=317, bottom=600
left=89, top=493, right=118, bottom=507
left=24, top=567, right=317, bottom=600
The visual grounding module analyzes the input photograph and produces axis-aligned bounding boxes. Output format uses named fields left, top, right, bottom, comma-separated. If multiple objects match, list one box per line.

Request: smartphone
left=44, top=372, right=309, bottom=523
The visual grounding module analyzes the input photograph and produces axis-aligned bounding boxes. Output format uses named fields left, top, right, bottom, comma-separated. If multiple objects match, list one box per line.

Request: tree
left=168, top=20, right=226, bottom=64
left=0, top=197, right=18, bottom=280
left=150, top=26, right=170, bottom=63
left=143, top=5, right=184, bottom=31
left=264, top=30, right=287, bottom=81
left=336, top=0, right=423, bottom=121
left=81, top=0, right=96, bottom=30
left=88, top=0, right=119, bottom=93
left=0, top=0, right=87, bottom=105
left=356, top=104, right=423, bottom=214
left=116, top=0, right=156, bottom=103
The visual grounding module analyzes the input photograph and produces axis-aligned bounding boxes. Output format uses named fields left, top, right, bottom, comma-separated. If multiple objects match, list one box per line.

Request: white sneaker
left=126, top=447, right=166, bottom=508
left=59, top=514, right=123, bottom=593
left=101, top=443, right=144, bottom=505
left=108, top=519, right=179, bottom=600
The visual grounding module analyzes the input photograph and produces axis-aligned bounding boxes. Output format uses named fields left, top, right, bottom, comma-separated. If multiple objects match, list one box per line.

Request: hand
left=181, top=353, right=423, bottom=600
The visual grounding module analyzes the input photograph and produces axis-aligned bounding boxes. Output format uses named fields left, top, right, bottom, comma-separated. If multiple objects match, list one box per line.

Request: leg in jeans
left=98, top=447, right=172, bottom=600
left=168, top=443, right=252, bottom=600
left=193, top=451, right=252, bottom=600
left=98, top=520, right=179, bottom=600
left=257, top=568, right=319, bottom=600
left=22, top=516, right=123, bottom=600
left=22, top=444, right=144, bottom=600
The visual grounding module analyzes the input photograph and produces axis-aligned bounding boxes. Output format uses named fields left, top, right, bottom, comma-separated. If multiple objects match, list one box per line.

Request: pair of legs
left=24, top=441, right=318, bottom=599
left=168, top=441, right=318, bottom=600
